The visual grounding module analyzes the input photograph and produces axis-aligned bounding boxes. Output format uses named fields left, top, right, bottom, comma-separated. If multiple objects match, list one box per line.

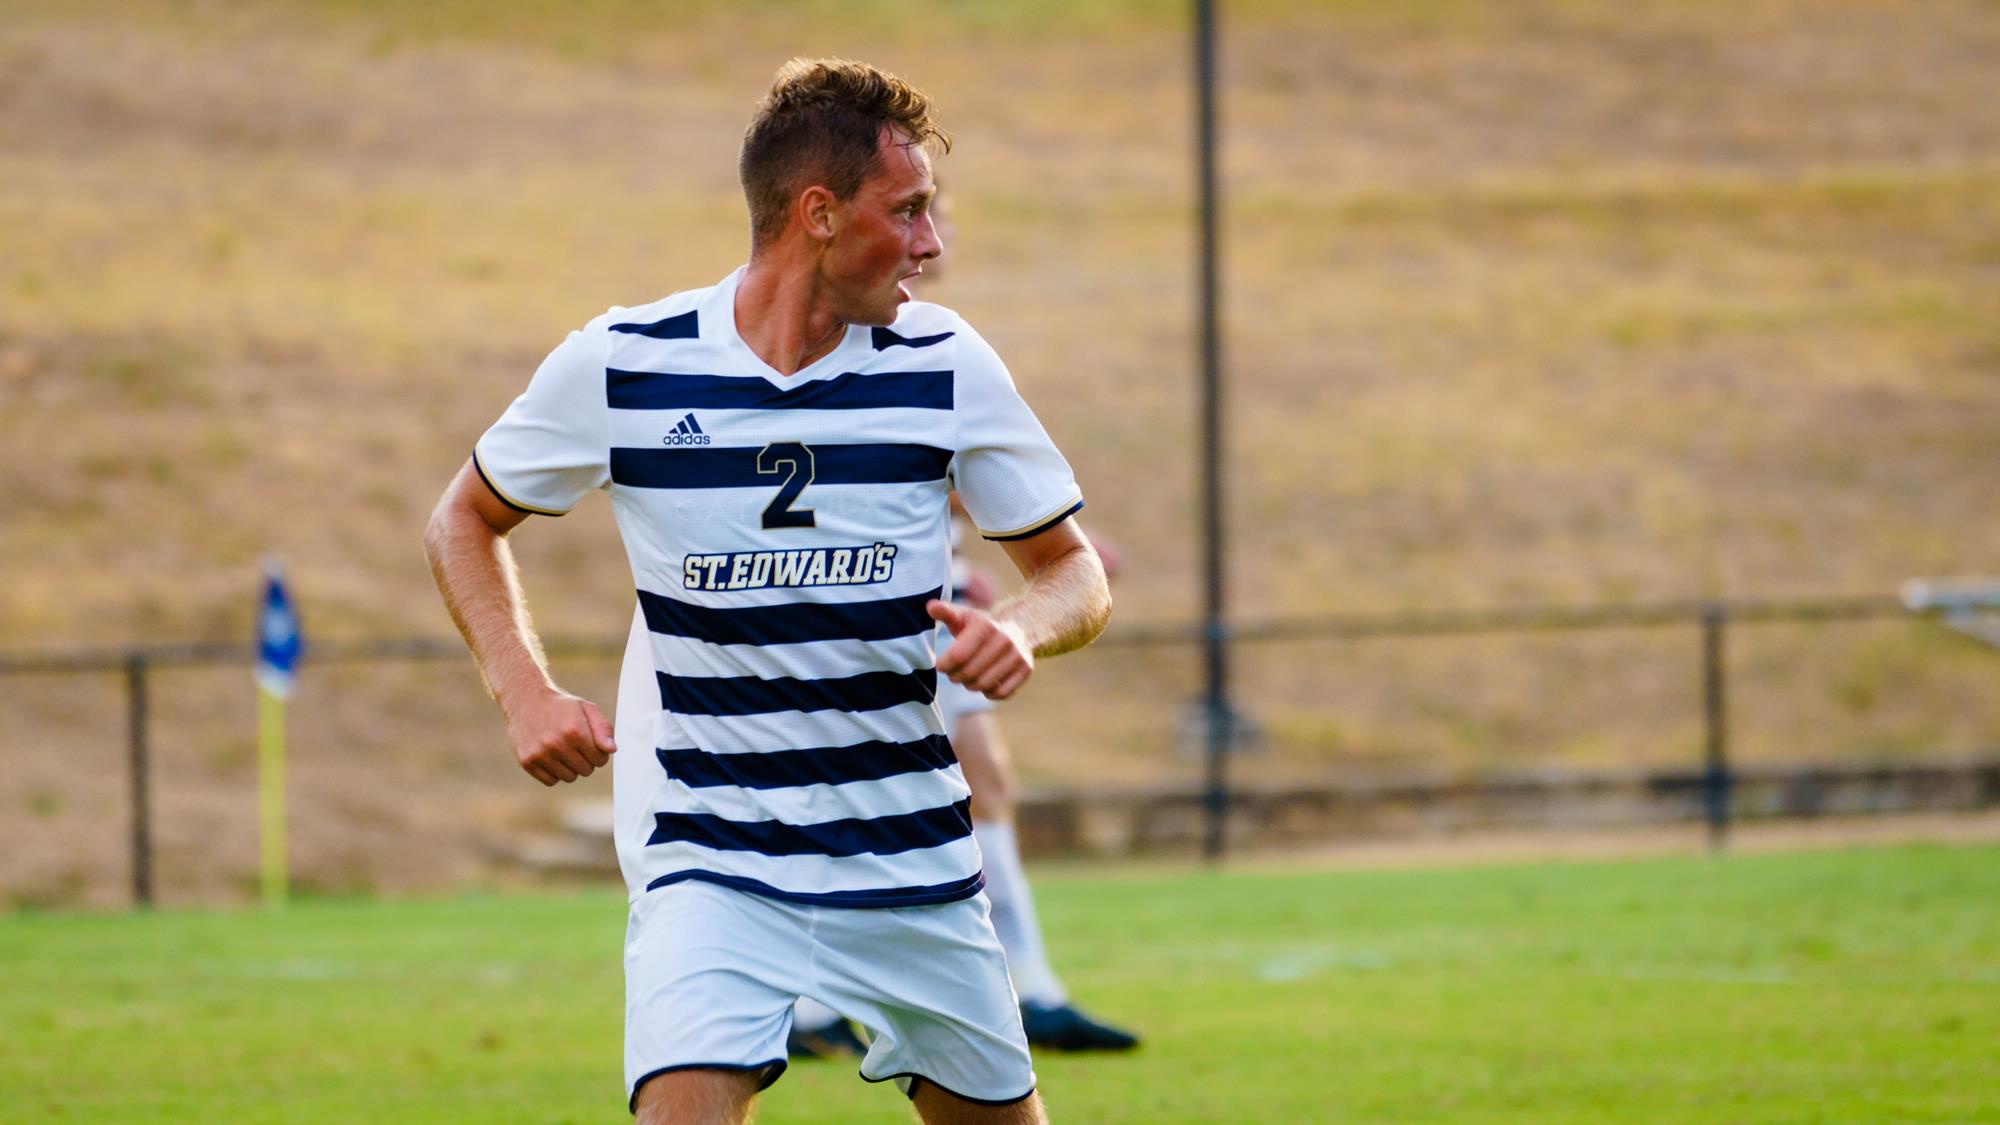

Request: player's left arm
left=928, top=519, right=1110, bottom=701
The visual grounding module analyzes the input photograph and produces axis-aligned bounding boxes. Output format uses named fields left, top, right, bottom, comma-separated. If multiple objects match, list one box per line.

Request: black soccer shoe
left=786, top=1017, right=869, bottom=1061
left=1019, top=1001, right=1141, bottom=1053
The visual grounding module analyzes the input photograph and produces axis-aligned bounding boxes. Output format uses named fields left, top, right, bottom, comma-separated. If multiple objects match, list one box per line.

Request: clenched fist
left=928, top=599, right=1035, bottom=701
left=504, top=689, right=617, bottom=786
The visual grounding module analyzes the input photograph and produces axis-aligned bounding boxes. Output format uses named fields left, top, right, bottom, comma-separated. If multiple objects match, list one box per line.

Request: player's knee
left=632, top=1066, right=761, bottom=1125
left=910, top=1079, right=1047, bottom=1125
left=964, top=765, right=1015, bottom=821
left=954, top=714, right=1016, bottom=817
left=973, top=775, right=1015, bottom=820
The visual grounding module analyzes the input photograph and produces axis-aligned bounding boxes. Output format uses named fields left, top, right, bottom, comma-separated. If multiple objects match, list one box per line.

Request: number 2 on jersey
left=756, top=442, right=816, bottom=529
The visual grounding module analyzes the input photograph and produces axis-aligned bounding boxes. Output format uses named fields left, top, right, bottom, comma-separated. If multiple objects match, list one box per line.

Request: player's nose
left=913, top=211, right=942, bottom=261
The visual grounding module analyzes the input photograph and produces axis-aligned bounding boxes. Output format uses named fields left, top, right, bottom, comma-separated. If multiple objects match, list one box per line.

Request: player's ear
left=799, top=185, right=839, bottom=243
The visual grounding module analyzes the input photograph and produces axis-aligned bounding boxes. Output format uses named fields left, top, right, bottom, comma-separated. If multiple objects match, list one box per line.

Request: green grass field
left=6, top=843, right=1996, bottom=1123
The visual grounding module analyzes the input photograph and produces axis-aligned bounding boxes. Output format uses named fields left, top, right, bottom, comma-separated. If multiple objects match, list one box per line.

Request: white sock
left=974, top=818, right=1066, bottom=1007
left=792, top=996, right=841, bottom=1032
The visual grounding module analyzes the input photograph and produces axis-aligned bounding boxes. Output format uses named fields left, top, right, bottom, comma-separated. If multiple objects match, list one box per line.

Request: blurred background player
left=783, top=186, right=1140, bottom=1059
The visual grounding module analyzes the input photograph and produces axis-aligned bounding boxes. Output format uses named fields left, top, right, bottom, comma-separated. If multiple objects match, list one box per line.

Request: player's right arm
left=424, top=460, right=615, bottom=786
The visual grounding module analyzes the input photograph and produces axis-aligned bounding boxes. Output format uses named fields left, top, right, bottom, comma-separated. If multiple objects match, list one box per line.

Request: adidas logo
left=662, top=413, right=712, bottom=447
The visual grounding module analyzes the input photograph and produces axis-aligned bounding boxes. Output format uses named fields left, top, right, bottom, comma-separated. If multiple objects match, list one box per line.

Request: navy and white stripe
left=610, top=443, right=951, bottom=490
left=639, top=586, right=941, bottom=646
left=872, top=325, right=957, bottom=351
left=645, top=869, right=985, bottom=908
left=660, top=734, right=954, bottom=790
left=475, top=266, right=1082, bottom=907
left=610, top=309, right=700, bottom=339
left=610, top=368, right=953, bottom=412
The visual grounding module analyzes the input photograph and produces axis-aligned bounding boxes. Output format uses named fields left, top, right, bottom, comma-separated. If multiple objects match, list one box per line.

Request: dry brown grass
left=5, top=0, right=2000, bottom=904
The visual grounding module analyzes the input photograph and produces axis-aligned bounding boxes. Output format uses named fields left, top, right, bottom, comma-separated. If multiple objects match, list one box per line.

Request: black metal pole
left=126, top=653, right=154, bottom=908
left=1701, top=604, right=1731, bottom=852
left=1195, top=0, right=1230, bottom=862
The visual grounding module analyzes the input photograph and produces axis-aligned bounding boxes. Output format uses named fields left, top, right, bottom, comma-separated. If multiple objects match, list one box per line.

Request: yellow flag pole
left=258, top=685, right=288, bottom=908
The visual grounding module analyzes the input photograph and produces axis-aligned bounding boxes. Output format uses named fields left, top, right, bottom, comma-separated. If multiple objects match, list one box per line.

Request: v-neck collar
left=709, top=266, right=867, bottom=390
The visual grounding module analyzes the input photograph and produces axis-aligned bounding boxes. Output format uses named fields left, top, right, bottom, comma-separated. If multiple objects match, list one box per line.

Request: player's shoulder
left=878, top=301, right=1002, bottom=371
left=580, top=282, right=715, bottom=340
left=886, top=299, right=970, bottom=339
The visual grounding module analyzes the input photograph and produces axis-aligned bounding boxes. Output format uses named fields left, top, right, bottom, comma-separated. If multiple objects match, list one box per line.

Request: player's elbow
left=1084, top=538, right=1114, bottom=632
left=1064, top=543, right=1113, bottom=649
left=1058, top=567, right=1113, bottom=654
left=1084, top=581, right=1113, bottom=646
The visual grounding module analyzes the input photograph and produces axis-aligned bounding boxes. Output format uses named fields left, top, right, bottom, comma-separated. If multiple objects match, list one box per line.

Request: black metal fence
left=3, top=591, right=1947, bottom=909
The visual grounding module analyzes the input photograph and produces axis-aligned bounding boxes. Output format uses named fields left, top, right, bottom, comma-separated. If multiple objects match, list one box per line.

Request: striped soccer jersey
left=474, top=266, right=1083, bottom=908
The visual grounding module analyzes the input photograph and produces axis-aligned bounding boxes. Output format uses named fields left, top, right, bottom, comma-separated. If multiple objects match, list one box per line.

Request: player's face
left=920, top=187, right=954, bottom=286
left=823, top=128, right=941, bottom=325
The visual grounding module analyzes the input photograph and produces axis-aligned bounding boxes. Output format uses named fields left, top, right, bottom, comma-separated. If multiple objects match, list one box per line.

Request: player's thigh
left=632, top=1066, right=761, bottom=1125
left=911, top=1081, right=1048, bottom=1125
left=952, top=710, right=1015, bottom=819
left=818, top=898, right=1035, bottom=1105
left=625, top=882, right=803, bottom=1106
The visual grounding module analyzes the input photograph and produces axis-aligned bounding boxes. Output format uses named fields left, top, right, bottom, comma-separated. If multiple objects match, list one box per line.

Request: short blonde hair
left=739, top=58, right=952, bottom=248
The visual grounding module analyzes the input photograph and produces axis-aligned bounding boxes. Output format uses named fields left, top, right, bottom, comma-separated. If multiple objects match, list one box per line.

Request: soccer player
left=928, top=522, right=1140, bottom=1053
left=425, top=58, right=1109, bottom=1125
left=780, top=186, right=1139, bottom=1059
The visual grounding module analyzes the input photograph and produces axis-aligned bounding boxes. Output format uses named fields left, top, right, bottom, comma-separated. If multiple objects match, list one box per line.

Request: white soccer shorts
left=624, top=878, right=1036, bottom=1111
left=935, top=672, right=996, bottom=729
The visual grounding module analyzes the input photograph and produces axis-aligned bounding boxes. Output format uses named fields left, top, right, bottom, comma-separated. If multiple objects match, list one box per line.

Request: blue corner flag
left=256, top=558, right=300, bottom=907
left=256, top=560, right=303, bottom=699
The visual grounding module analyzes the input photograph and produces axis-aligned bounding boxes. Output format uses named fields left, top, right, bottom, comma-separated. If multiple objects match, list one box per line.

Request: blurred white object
left=1901, top=577, right=2000, bottom=648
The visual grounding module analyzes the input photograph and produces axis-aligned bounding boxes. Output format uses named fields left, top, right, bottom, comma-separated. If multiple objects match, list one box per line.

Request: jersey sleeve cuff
left=978, top=497, right=1084, bottom=542
left=471, top=449, right=572, bottom=517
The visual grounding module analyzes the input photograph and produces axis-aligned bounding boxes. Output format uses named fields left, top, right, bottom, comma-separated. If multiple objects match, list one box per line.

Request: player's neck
left=736, top=255, right=848, bottom=375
